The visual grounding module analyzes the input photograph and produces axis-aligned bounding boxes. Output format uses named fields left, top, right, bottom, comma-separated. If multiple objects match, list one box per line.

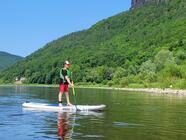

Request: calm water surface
left=0, top=86, right=186, bottom=140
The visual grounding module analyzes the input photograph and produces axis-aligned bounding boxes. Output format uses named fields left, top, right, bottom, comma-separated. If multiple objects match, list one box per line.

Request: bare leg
left=58, top=92, right=63, bottom=104
left=65, top=92, right=73, bottom=106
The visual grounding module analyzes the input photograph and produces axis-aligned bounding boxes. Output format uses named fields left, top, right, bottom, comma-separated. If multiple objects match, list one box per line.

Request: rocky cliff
left=131, top=0, right=168, bottom=9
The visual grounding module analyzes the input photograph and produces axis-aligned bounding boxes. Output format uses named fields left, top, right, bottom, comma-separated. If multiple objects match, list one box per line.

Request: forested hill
left=1, top=0, right=186, bottom=88
left=0, top=51, right=23, bottom=71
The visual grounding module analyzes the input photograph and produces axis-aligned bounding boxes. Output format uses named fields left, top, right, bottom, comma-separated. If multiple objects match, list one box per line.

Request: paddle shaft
left=72, top=87, right=77, bottom=105
left=71, top=72, right=77, bottom=105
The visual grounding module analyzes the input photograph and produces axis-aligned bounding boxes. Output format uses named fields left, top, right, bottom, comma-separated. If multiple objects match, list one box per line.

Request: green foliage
left=1, top=0, right=186, bottom=89
left=180, top=63, right=186, bottom=80
left=175, top=50, right=186, bottom=64
left=140, top=60, right=156, bottom=74
left=83, top=66, right=114, bottom=83
left=120, top=77, right=129, bottom=87
left=107, top=81, right=114, bottom=87
left=174, top=80, right=186, bottom=89
left=113, top=67, right=127, bottom=79
left=0, top=51, right=23, bottom=71
left=139, top=60, right=157, bottom=82
left=157, top=64, right=183, bottom=88
left=29, top=72, right=42, bottom=83
left=154, top=50, right=175, bottom=71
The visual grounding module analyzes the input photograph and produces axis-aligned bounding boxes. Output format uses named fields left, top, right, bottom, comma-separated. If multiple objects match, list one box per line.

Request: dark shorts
left=59, top=84, right=68, bottom=93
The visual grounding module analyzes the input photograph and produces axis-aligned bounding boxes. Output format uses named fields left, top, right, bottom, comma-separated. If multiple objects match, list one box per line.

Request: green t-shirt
left=59, top=68, right=71, bottom=84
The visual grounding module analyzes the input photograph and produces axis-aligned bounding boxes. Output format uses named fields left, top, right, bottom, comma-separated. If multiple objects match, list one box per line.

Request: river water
left=0, top=86, right=186, bottom=140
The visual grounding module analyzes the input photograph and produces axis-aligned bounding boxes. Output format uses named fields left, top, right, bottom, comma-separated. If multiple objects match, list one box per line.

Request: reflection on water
left=1, top=86, right=186, bottom=140
left=57, top=112, right=72, bottom=139
left=57, top=110, right=105, bottom=139
left=22, top=106, right=104, bottom=140
left=56, top=111, right=104, bottom=140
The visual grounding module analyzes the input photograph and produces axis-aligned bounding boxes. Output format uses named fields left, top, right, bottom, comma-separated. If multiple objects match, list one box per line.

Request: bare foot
left=67, top=103, right=73, bottom=106
left=59, top=103, right=62, bottom=107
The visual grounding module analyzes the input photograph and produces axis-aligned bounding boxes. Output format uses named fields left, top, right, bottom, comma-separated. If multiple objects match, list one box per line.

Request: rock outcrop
left=131, top=0, right=167, bottom=9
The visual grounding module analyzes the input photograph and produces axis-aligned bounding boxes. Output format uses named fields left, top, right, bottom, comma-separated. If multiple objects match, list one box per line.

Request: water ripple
left=113, top=121, right=143, bottom=127
left=82, top=134, right=104, bottom=138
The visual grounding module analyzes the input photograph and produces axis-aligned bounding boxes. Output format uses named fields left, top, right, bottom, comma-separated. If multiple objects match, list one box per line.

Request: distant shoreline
left=76, top=86, right=186, bottom=96
left=0, top=84, right=186, bottom=96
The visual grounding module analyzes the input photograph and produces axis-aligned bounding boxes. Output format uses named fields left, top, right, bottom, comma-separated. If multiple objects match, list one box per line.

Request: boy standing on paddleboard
left=58, top=60, right=74, bottom=106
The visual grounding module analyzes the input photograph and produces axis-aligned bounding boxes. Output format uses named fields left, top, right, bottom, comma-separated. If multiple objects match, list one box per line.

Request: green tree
left=139, top=60, right=157, bottom=82
left=154, top=50, right=175, bottom=71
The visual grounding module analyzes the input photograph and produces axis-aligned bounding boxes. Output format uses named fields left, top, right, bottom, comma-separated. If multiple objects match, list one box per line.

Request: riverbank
left=78, top=86, right=186, bottom=96
left=75, top=83, right=186, bottom=96
left=0, top=84, right=186, bottom=96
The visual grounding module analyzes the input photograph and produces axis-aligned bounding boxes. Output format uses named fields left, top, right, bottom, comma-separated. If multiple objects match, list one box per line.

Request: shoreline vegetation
left=0, top=84, right=186, bottom=96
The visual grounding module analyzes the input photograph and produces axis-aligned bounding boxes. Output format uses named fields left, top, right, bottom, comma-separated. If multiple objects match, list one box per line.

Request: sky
left=0, top=0, right=131, bottom=57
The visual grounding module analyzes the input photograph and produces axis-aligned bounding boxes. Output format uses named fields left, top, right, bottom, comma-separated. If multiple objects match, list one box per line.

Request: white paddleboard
left=22, top=102, right=106, bottom=111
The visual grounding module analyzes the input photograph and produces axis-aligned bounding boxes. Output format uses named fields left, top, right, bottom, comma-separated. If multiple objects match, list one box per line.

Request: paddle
left=72, top=86, right=78, bottom=111
left=71, top=72, right=78, bottom=110
left=72, top=86, right=77, bottom=104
